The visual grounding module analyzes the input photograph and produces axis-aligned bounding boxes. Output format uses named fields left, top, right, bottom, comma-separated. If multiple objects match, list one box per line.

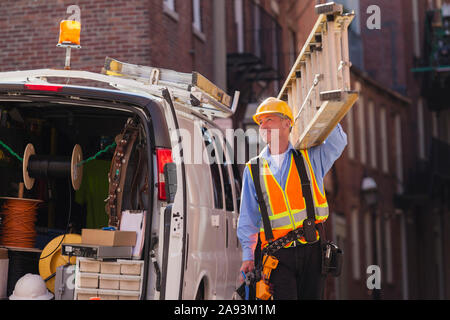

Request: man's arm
left=308, top=123, right=347, bottom=181
left=237, top=165, right=261, bottom=262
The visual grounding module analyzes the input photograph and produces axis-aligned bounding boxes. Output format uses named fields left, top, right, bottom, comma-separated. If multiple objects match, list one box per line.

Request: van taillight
left=156, top=148, right=173, bottom=201
left=24, top=84, right=63, bottom=92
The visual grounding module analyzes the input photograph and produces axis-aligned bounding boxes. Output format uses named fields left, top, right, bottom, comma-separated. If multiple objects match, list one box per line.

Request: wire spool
left=23, top=143, right=83, bottom=191
left=0, top=197, right=43, bottom=248
left=38, top=233, right=81, bottom=293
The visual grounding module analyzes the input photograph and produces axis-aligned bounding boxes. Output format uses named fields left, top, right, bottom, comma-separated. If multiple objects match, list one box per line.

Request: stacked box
left=74, top=257, right=144, bottom=300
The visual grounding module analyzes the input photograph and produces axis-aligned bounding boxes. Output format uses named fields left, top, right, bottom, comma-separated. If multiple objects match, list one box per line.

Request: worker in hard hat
left=237, top=97, right=347, bottom=300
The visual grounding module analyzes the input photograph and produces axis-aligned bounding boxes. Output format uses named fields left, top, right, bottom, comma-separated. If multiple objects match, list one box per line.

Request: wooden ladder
left=278, top=2, right=359, bottom=149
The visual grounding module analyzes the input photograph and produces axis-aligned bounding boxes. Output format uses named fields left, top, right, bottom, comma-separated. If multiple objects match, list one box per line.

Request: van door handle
left=211, top=214, right=220, bottom=227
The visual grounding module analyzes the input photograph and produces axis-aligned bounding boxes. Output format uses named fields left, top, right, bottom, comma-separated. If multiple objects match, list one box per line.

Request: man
left=237, top=97, right=347, bottom=300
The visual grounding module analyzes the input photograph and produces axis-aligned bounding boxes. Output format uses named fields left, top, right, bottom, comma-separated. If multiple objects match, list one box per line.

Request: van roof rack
left=0, top=58, right=239, bottom=120
left=101, top=57, right=239, bottom=119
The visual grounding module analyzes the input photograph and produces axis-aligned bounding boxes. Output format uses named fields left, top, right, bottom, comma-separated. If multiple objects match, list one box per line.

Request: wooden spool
left=22, top=143, right=83, bottom=191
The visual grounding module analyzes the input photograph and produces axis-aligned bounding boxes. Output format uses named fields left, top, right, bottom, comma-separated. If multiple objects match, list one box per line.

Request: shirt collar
left=261, top=142, right=295, bottom=166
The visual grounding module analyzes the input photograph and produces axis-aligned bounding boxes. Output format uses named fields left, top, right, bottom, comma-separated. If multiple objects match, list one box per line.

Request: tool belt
left=261, top=218, right=319, bottom=256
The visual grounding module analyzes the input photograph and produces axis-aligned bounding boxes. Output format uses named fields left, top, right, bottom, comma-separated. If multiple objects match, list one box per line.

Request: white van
left=0, top=60, right=242, bottom=300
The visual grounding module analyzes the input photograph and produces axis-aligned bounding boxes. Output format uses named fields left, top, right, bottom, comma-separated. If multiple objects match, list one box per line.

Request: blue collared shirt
left=237, top=124, right=348, bottom=261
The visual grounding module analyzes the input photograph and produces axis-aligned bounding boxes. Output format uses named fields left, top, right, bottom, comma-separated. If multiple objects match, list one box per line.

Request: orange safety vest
left=248, top=149, right=328, bottom=248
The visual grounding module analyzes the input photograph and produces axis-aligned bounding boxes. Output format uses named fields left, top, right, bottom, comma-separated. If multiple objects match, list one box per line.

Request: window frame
left=201, top=126, right=224, bottom=210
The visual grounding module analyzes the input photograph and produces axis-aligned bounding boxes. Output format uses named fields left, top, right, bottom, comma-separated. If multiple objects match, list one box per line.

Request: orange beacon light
left=57, top=20, right=81, bottom=69
left=57, top=20, right=81, bottom=48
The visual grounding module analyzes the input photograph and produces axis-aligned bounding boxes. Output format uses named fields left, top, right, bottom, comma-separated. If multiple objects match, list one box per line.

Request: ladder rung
left=315, top=2, right=343, bottom=15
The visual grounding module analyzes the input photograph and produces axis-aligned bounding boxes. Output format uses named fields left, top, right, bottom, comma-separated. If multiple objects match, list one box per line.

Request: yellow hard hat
left=253, top=97, right=294, bottom=125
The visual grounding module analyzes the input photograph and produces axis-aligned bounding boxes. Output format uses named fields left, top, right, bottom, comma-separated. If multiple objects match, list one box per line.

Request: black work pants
left=269, top=241, right=325, bottom=300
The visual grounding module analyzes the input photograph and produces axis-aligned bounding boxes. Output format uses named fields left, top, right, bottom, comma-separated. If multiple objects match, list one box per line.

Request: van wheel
left=195, top=281, right=205, bottom=300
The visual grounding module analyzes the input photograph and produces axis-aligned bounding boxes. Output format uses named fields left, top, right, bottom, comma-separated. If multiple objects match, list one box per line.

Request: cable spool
left=22, top=143, right=83, bottom=191
left=0, top=197, right=42, bottom=248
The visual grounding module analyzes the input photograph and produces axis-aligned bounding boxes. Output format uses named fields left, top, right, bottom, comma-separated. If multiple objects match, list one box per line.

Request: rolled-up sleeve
left=237, top=165, right=261, bottom=262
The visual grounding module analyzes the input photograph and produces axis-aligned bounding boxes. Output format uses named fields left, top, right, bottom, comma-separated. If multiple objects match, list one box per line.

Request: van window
left=201, top=127, right=223, bottom=209
left=225, top=139, right=242, bottom=211
left=217, top=138, right=234, bottom=212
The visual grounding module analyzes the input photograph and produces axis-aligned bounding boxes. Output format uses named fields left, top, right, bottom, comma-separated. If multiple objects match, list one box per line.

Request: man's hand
left=240, top=260, right=255, bottom=282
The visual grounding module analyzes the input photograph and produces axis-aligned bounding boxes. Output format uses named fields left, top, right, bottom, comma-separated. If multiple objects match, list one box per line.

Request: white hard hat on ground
left=9, top=273, right=54, bottom=300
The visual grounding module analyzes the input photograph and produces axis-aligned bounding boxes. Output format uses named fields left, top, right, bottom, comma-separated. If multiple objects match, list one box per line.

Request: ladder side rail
left=315, top=45, right=323, bottom=102
left=104, top=57, right=192, bottom=85
left=335, top=23, right=344, bottom=91
left=321, top=22, right=331, bottom=93
left=340, top=18, right=352, bottom=90
left=190, top=86, right=233, bottom=116
left=327, top=17, right=338, bottom=90
left=310, top=48, right=317, bottom=112
left=300, top=63, right=307, bottom=135
left=291, top=77, right=301, bottom=144
left=305, top=53, right=314, bottom=132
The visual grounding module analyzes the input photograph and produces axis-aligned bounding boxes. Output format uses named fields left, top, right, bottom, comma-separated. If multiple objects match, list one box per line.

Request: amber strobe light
left=57, top=20, right=81, bottom=47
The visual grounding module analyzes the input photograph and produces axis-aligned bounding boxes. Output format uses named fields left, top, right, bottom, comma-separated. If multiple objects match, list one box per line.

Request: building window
left=346, top=106, right=355, bottom=160
left=332, top=213, right=348, bottom=300
left=417, top=99, right=426, bottom=160
left=412, top=0, right=421, bottom=58
left=288, top=29, right=297, bottom=67
left=355, top=82, right=367, bottom=165
left=432, top=111, right=439, bottom=138
left=364, top=210, right=372, bottom=267
left=164, top=0, right=175, bottom=11
left=234, top=0, right=245, bottom=53
left=384, top=215, right=393, bottom=284
left=192, top=0, right=202, bottom=32
left=351, top=208, right=361, bottom=279
left=270, top=0, right=280, bottom=16
left=380, top=107, right=389, bottom=173
left=163, top=0, right=179, bottom=21
left=368, top=100, right=377, bottom=169
left=395, top=114, right=403, bottom=194
left=253, top=2, right=262, bottom=58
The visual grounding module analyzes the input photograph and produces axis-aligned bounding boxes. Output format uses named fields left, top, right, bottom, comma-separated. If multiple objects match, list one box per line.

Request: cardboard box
left=81, top=229, right=136, bottom=247
left=120, top=278, right=141, bottom=291
left=99, top=277, right=120, bottom=290
left=79, top=259, right=100, bottom=273
left=119, top=293, right=140, bottom=300
left=79, top=274, right=99, bottom=289
left=119, top=260, right=143, bottom=276
left=100, top=262, right=121, bottom=274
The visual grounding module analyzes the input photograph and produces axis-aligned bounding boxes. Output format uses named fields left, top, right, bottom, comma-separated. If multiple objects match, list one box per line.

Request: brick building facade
left=0, top=0, right=215, bottom=80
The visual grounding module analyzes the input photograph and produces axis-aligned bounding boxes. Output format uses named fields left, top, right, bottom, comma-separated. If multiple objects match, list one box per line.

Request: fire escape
left=399, top=5, right=450, bottom=209
left=227, top=0, right=284, bottom=128
left=412, top=5, right=450, bottom=111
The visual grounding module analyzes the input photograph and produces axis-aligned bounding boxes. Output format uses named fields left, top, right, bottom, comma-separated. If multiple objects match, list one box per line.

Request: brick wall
left=329, top=68, right=410, bottom=299
left=0, top=0, right=215, bottom=80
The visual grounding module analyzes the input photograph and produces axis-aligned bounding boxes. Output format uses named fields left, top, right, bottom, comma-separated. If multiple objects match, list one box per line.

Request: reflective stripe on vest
left=248, top=150, right=329, bottom=247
